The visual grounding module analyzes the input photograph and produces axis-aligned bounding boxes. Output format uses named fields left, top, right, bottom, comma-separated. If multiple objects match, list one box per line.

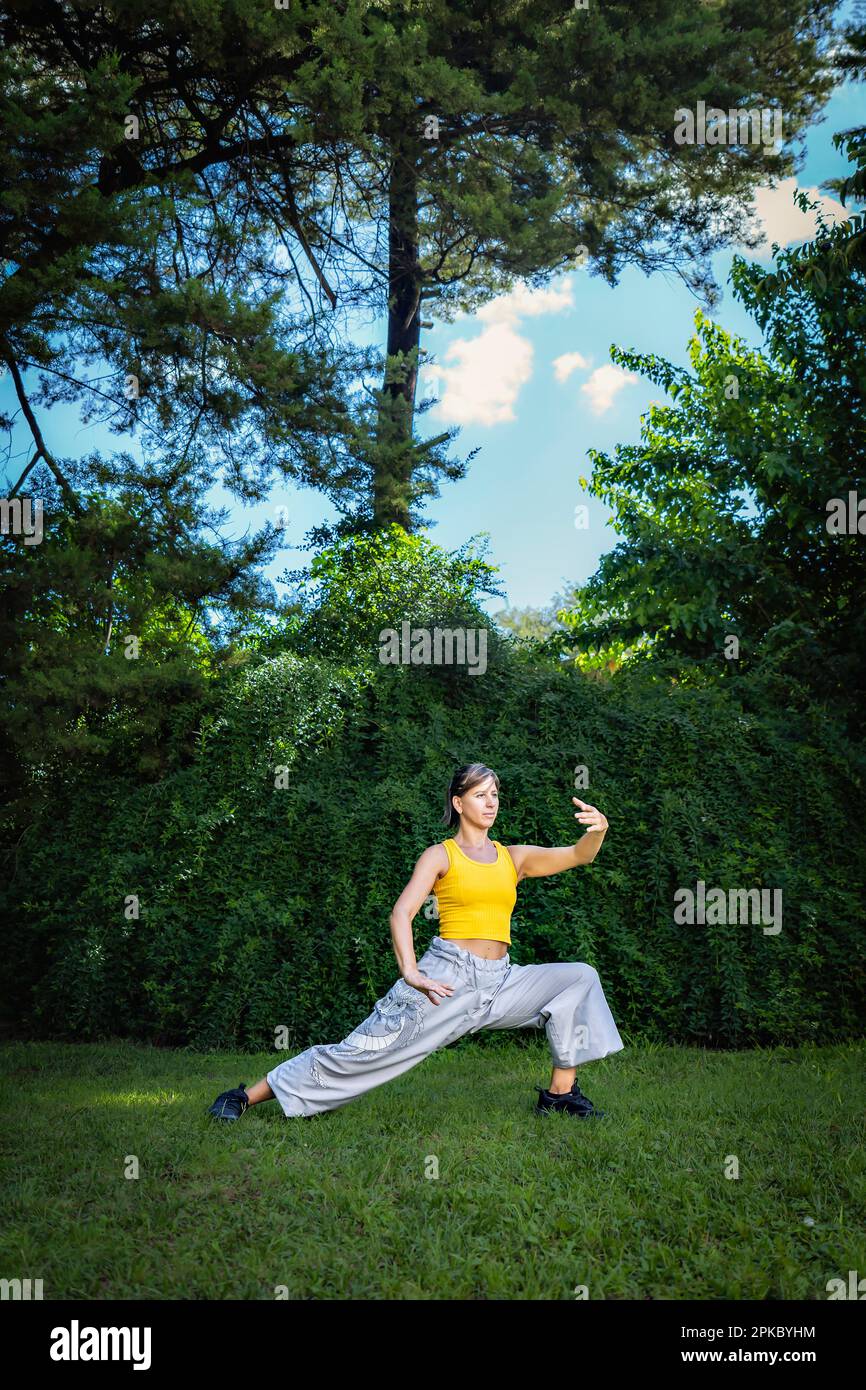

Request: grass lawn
left=2, top=1038, right=863, bottom=1300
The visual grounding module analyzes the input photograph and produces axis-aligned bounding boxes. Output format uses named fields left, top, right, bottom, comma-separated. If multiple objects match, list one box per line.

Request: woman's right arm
left=389, top=845, right=451, bottom=994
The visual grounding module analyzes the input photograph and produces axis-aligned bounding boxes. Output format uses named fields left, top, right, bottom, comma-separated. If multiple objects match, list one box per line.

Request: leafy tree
left=493, top=603, right=564, bottom=644
left=0, top=468, right=287, bottom=809
left=554, top=183, right=866, bottom=713
left=490, top=588, right=606, bottom=653
left=268, top=523, right=508, bottom=667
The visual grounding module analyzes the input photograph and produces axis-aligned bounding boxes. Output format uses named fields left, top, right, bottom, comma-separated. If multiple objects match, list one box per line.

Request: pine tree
left=253, top=0, right=840, bottom=528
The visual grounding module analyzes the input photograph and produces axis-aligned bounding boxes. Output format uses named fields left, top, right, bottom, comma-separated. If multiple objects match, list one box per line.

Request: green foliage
left=275, top=524, right=507, bottom=664
left=493, top=601, right=565, bottom=645
left=555, top=212, right=866, bottom=713
left=0, top=476, right=282, bottom=809
left=4, top=643, right=863, bottom=1051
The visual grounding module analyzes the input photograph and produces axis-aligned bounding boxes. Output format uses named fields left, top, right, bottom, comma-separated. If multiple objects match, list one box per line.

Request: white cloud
left=477, top=279, right=575, bottom=325
left=581, top=364, right=639, bottom=416
left=426, top=279, right=574, bottom=426
left=553, top=350, right=590, bottom=383
left=747, top=179, right=848, bottom=255
left=426, top=322, right=535, bottom=426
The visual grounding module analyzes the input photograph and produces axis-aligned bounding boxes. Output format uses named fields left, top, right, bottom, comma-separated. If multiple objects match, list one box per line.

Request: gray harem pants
left=266, top=936, right=625, bottom=1118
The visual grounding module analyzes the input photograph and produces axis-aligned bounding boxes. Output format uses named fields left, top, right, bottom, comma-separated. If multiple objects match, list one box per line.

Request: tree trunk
left=373, top=147, right=422, bottom=530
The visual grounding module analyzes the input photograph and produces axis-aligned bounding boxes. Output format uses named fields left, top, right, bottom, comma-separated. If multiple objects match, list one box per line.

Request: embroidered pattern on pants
left=336, top=981, right=428, bottom=1054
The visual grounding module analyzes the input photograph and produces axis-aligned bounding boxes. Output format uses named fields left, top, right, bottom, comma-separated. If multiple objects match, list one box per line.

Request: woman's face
left=457, top=777, right=499, bottom=827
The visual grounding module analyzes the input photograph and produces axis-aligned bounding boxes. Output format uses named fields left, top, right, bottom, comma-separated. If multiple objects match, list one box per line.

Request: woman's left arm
left=508, top=798, right=609, bottom=881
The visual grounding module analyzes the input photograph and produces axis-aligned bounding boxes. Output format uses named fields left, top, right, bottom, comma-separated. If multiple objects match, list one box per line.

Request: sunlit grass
left=1, top=1038, right=864, bottom=1299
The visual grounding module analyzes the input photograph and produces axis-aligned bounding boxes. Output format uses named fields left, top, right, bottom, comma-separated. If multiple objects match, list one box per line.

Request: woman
left=207, top=762, right=624, bottom=1123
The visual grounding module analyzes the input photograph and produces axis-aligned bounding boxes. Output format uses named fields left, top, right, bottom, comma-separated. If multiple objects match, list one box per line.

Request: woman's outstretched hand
left=572, top=798, right=609, bottom=834
left=401, top=967, right=456, bottom=1006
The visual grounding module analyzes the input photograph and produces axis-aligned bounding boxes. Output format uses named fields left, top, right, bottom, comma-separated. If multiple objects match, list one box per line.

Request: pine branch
left=1, top=348, right=85, bottom=515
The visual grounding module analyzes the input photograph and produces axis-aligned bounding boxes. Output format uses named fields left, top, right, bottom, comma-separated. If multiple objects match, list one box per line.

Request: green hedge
left=3, top=648, right=864, bottom=1050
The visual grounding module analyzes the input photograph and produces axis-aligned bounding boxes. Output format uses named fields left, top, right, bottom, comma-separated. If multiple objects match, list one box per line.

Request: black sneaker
left=207, top=1082, right=250, bottom=1122
left=534, top=1081, right=605, bottom=1118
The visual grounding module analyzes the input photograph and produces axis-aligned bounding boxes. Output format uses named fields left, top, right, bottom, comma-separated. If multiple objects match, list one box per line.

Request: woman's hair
left=442, top=763, right=500, bottom=828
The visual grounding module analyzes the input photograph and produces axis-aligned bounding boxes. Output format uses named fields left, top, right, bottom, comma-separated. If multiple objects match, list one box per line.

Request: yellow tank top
left=433, top=838, right=518, bottom=945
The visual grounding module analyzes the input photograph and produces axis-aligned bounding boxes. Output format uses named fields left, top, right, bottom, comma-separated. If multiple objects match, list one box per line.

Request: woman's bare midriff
left=446, top=938, right=509, bottom=960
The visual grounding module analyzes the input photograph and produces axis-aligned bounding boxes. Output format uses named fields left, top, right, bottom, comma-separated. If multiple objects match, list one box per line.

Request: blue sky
left=3, top=31, right=861, bottom=621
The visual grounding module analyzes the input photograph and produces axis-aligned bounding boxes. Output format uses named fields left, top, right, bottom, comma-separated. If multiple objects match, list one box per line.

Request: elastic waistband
left=429, top=936, right=510, bottom=972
